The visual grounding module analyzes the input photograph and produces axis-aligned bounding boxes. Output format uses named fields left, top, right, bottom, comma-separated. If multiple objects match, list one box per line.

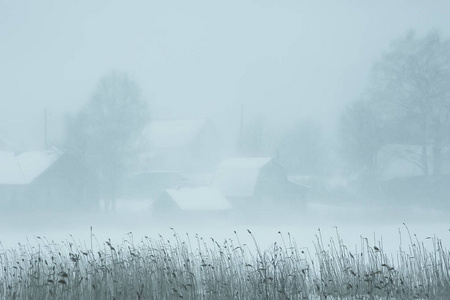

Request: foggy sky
left=1, top=0, right=450, bottom=149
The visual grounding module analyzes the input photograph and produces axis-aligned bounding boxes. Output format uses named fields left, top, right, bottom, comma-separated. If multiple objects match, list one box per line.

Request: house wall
left=253, top=162, right=307, bottom=207
left=254, top=162, right=288, bottom=203
left=0, top=185, right=25, bottom=209
left=150, top=192, right=183, bottom=222
left=39, top=154, right=99, bottom=211
left=0, top=154, right=99, bottom=212
left=187, top=124, right=222, bottom=172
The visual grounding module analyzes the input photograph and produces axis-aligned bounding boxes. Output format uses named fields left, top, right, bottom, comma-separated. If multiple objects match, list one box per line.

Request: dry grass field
left=1, top=226, right=449, bottom=299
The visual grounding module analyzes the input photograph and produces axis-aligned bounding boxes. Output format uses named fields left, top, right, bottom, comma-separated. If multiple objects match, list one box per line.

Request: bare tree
left=370, top=30, right=450, bottom=178
left=66, top=71, right=149, bottom=211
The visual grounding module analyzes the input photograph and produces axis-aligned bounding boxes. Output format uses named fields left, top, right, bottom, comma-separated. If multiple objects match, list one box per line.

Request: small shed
left=152, top=187, right=231, bottom=219
left=212, top=157, right=307, bottom=208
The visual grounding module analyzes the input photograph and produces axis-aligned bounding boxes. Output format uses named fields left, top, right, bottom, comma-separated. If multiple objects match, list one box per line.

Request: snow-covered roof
left=0, top=138, right=22, bottom=152
left=165, top=187, right=231, bottom=211
left=0, top=150, right=62, bottom=185
left=143, top=119, right=208, bottom=149
left=212, top=157, right=272, bottom=197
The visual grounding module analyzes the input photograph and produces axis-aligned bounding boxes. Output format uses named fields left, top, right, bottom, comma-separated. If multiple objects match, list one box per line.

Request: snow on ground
left=0, top=202, right=448, bottom=260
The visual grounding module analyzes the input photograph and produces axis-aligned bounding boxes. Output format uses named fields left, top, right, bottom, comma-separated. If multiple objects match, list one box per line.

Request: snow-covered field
left=1, top=200, right=449, bottom=258
left=1, top=199, right=449, bottom=298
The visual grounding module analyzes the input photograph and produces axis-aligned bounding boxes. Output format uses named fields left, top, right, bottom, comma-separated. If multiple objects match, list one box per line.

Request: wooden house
left=0, top=150, right=99, bottom=211
left=212, top=157, right=307, bottom=209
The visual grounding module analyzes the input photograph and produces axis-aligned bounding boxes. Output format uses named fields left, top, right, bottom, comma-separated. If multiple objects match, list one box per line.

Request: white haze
left=2, top=0, right=450, bottom=148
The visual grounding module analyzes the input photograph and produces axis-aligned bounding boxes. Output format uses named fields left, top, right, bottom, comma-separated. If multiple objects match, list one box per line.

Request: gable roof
left=0, top=150, right=62, bottom=185
left=143, top=119, right=208, bottom=149
left=212, top=157, right=272, bottom=197
left=0, top=138, right=22, bottom=152
left=165, top=187, right=231, bottom=211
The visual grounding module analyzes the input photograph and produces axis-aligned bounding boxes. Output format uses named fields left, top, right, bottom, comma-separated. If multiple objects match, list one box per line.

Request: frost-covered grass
left=1, top=227, right=449, bottom=299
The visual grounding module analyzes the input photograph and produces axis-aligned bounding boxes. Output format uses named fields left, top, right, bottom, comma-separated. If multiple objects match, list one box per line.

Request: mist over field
left=1, top=1, right=450, bottom=298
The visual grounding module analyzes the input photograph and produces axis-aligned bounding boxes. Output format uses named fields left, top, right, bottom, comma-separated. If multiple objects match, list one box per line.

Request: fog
left=1, top=0, right=450, bottom=266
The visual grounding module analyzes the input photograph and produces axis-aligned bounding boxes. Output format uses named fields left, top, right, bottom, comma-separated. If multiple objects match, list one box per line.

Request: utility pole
left=44, top=108, right=48, bottom=149
left=239, top=102, right=244, bottom=142
left=237, top=101, right=244, bottom=155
